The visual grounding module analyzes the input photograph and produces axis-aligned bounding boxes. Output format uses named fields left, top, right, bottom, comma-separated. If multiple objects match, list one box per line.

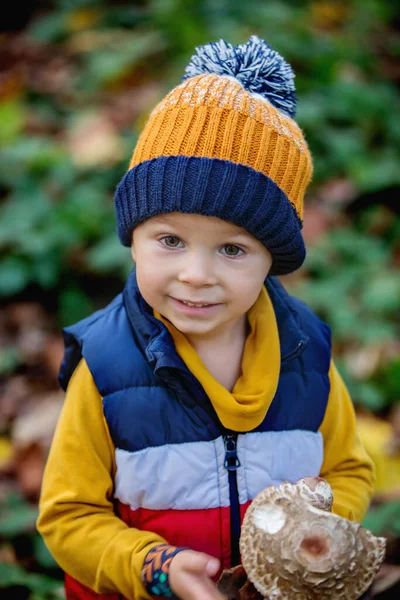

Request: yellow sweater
left=37, top=290, right=375, bottom=600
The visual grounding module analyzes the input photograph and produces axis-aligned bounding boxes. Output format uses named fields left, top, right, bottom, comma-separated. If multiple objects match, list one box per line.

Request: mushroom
left=218, top=477, right=386, bottom=600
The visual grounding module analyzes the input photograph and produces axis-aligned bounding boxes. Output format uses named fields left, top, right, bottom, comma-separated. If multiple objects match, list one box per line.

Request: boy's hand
left=169, top=549, right=227, bottom=600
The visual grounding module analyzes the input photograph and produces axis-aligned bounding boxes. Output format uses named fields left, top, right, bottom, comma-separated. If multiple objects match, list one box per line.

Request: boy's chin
left=165, top=314, right=221, bottom=337
left=169, top=318, right=216, bottom=335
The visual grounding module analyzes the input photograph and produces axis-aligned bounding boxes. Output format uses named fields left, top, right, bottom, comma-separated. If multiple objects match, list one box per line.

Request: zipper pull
left=224, top=434, right=241, bottom=471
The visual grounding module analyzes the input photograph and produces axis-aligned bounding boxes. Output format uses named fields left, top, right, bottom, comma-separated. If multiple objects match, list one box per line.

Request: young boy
left=37, top=36, right=375, bottom=600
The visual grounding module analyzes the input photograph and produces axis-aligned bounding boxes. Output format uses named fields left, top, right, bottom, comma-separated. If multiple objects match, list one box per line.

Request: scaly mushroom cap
left=239, top=477, right=386, bottom=600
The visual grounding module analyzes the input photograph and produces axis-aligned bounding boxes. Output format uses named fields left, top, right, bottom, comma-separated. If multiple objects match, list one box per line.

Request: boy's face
left=131, top=213, right=272, bottom=342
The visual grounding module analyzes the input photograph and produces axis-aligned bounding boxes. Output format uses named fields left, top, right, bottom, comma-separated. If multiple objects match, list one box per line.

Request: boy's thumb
left=187, top=551, right=220, bottom=577
left=205, top=556, right=220, bottom=577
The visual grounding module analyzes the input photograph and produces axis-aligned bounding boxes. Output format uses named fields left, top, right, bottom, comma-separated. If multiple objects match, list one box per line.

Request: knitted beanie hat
left=115, top=36, right=313, bottom=275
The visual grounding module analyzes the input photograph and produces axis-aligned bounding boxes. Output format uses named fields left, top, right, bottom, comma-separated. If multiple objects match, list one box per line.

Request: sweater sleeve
left=37, top=358, right=167, bottom=600
left=319, top=360, right=375, bottom=523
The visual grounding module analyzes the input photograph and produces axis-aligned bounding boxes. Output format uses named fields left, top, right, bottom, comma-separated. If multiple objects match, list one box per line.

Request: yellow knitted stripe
left=129, top=75, right=312, bottom=219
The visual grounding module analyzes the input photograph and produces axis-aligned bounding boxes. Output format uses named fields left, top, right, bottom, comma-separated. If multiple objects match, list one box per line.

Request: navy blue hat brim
left=114, top=156, right=305, bottom=276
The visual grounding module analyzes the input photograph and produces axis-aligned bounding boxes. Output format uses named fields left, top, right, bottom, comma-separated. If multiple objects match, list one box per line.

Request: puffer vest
left=59, top=269, right=331, bottom=599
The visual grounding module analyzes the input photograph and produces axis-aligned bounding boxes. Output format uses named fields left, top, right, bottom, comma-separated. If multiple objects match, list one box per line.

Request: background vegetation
left=0, top=0, right=399, bottom=597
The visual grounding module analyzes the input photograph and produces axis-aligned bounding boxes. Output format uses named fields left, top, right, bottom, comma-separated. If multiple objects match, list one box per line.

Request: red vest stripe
left=117, top=501, right=233, bottom=570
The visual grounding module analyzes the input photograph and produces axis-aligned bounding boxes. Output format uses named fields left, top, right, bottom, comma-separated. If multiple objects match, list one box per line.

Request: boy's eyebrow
left=149, top=215, right=178, bottom=226
left=149, top=215, right=252, bottom=239
left=148, top=215, right=194, bottom=232
left=214, top=227, right=254, bottom=240
left=223, top=231, right=252, bottom=239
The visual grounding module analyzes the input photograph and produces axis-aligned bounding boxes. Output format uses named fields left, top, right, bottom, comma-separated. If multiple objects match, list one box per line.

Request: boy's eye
left=162, top=236, right=182, bottom=247
left=222, top=244, right=242, bottom=256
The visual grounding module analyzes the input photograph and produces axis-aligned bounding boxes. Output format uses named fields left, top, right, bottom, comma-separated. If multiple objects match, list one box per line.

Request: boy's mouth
left=178, top=299, right=214, bottom=308
left=170, top=297, right=220, bottom=310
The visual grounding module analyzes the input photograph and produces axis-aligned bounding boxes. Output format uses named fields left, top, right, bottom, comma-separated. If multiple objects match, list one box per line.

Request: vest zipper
left=223, top=433, right=241, bottom=566
left=281, top=337, right=308, bottom=364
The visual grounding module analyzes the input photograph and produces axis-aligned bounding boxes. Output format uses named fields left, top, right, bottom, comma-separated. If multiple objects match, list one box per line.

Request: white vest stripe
left=236, top=430, right=323, bottom=505
left=114, top=430, right=323, bottom=511
left=115, top=436, right=230, bottom=510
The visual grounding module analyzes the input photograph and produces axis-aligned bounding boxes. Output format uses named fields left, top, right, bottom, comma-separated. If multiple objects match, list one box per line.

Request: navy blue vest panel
left=59, top=269, right=332, bottom=452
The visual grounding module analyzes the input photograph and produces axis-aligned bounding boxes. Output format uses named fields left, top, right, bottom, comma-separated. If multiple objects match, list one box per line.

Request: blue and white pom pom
left=183, top=35, right=297, bottom=118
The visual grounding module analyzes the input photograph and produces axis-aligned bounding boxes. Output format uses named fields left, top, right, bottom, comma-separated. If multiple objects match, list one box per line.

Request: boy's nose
left=177, top=253, right=217, bottom=287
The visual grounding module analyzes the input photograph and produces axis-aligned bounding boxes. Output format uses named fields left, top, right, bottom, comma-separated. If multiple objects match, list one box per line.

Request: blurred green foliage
left=0, top=0, right=400, bottom=352
left=1, top=1, right=400, bottom=596
left=0, top=0, right=399, bottom=399
left=290, top=217, right=400, bottom=412
left=363, top=500, right=400, bottom=538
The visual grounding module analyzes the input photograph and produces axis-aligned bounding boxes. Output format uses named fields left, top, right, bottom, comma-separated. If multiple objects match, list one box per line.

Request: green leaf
left=60, top=183, right=112, bottom=239
left=351, top=381, right=387, bottom=412
left=81, top=31, right=166, bottom=90
left=0, top=562, right=62, bottom=595
left=362, top=501, right=400, bottom=536
left=31, top=256, right=61, bottom=289
left=0, top=502, right=38, bottom=536
left=59, top=284, right=94, bottom=326
left=373, top=359, right=400, bottom=401
left=1, top=138, right=66, bottom=172
left=0, top=101, right=25, bottom=146
left=86, top=235, right=131, bottom=273
left=362, top=274, right=400, bottom=314
left=356, top=319, right=396, bottom=344
left=27, top=11, right=68, bottom=43
left=0, top=257, right=31, bottom=297
left=0, top=191, right=52, bottom=246
left=357, top=151, right=400, bottom=192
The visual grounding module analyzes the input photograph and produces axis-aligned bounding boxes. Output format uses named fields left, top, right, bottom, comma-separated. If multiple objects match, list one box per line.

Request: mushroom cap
left=295, top=477, right=334, bottom=512
left=240, top=478, right=386, bottom=600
